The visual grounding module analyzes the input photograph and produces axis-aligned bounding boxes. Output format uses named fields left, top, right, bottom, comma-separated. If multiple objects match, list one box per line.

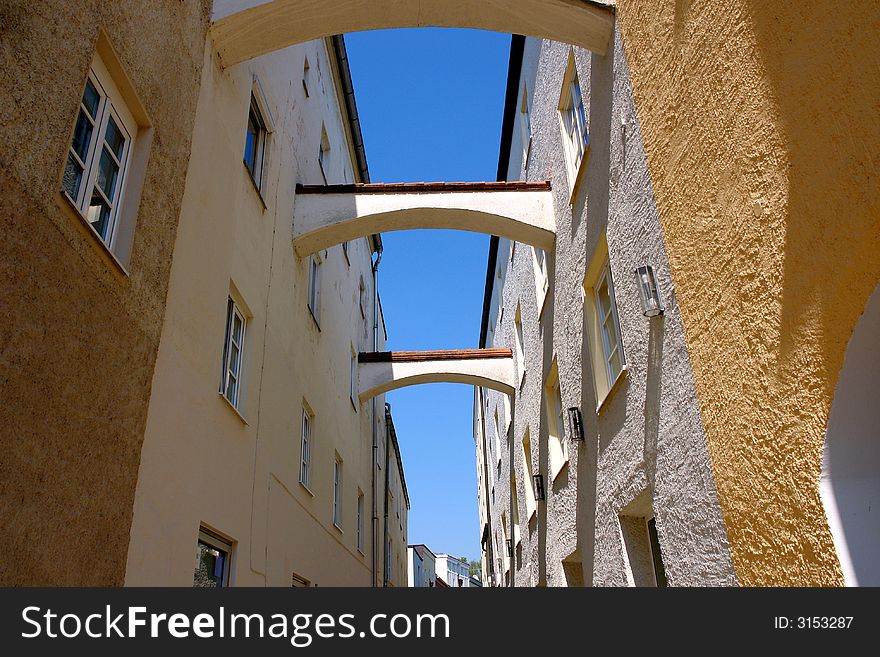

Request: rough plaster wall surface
left=593, top=30, right=736, bottom=587
left=485, top=28, right=735, bottom=587
left=616, top=0, right=880, bottom=584
left=0, top=0, right=210, bottom=585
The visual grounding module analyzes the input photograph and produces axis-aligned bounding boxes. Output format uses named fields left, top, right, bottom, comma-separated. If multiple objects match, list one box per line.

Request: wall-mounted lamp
left=635, top=265, right=664, bottom=317
left=567, top=407, right=584, bottom=441
left=532, top=473, right=546, bottom=501
left=506, top=539, right=514, bottom=558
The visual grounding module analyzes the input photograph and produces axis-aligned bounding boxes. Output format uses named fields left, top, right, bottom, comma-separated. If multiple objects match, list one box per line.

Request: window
left=350, top=345, right=358, bottom=409
left=493, top=408, right=502, bottom=467
left=220, top=297, right=247, bottom=409
left=514, top=303, right=525, bottom=383
left=357, top=491, right=365, bottom=553
left=647, top=517, right=668, bottom=587
left=333, top=456, right=343, bottom=529
left=299, top=406, right=313, bottom=489
left=585, top=236, right=627, bottom=406
left=243, top=94, right=267, bottom=190
left=511, top=468, right=521, bottom=546
left=194, top=527, right=233, bottom=588
left=558, top=51, right=589, bottom=189
left=532, top=247, right=549, bottom=312
left=519, top=83, right=532, bottom=168
left=618, top=495, right=667, bottom=587
left=302, top=57, right=311, bottom=97
left=318, top=126, right=330, bottom=184
left=545, top=361, right=568, bottom=480
left=62, top=57, right=136, bottom=249
left=501, top=513, right=510, bottom=572
left=595, top=263, right=625, bottom=386
left=522, top=429, right=537, bottom=518
left=308, top=253, right=322, bottom=324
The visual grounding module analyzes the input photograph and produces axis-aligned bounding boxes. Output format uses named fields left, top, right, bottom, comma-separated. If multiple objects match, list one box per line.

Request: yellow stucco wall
left=616, top=1, right=880, bottom=584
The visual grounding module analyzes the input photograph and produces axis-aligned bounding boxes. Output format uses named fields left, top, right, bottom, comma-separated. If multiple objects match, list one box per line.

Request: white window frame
left=333, top=456, right=343, bottom=529
left=647, top=515, right=668, bottom=587
left=545, top=362, right=568, bottom=480
left=511, top=469, right=521, bottom=546
left=318, top=126, right=330, bottom=184
left=584, top=236, right=628, bottom=409
left=302, top=57, right=311, bottom=97
left=195, top=527, right=234, bottom=588
left=493, top=408, right=502, bottom=468
left=514, top=303, right=525, bottom=384
left=62, top=58, right=136, bottom=250
left=595, top=262, right=625, bottom=386
left=220, top=297, right=247, bottom=409
left=521, top=429, right=537, bottom=519
left=350, top=345, right=358, bottom=410
left=532, top=247, right=549, bottom=314
left=558, top=50, right=590, bottom=195
left=308, top=252, right=322, bottom=325
left=243, top=94, right=268, bottom=191
left=519, top=83, right=532, bottom=169
left=299, top=406, right=313, bottom=490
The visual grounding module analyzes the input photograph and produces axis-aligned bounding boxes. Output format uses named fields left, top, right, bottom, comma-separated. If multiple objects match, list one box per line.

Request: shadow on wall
left=745, top=0, right=880, bottom=580
left=745, top=0, right=880, bottom=376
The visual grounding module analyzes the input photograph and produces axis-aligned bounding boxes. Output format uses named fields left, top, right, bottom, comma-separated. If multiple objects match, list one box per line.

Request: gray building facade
left=476, top=29, right=737, bottom=587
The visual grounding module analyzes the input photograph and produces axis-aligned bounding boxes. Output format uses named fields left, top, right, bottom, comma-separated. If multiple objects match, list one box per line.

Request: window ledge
left=596, top=365, right=629, bottom=415
left=568, top=145, right=591, bottom=206
left=58, top=192, right=130, bottom=278
left=550, top=456, right=569, bottom=483
left=299, top=481, right=315, bottom=497
left=219, top=391, right=248, bottom=425
left=243, top=161, right=268, bottom=211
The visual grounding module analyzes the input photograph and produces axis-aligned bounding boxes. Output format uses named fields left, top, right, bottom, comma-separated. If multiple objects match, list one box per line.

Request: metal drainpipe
left=383, top=403, right=392, bottom=586
left=370, top=240, right=383, bottom=587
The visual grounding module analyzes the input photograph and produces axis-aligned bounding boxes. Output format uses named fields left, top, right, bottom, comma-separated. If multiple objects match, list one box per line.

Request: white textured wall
left=480, top=29, right=736, bottom=587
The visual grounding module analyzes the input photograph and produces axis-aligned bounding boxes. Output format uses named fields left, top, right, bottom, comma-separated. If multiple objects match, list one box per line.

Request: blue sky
left=345, top=28, right=510, bottom=562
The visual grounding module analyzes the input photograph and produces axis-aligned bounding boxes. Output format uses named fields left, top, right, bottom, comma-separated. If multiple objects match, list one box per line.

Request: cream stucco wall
left=210, top=0, right=614, bottom=66
left=383, top=416, right=409, bottom=586
left=292, top=186, right=556, bottom=255
left=126, top=34, right=398, bottom=586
